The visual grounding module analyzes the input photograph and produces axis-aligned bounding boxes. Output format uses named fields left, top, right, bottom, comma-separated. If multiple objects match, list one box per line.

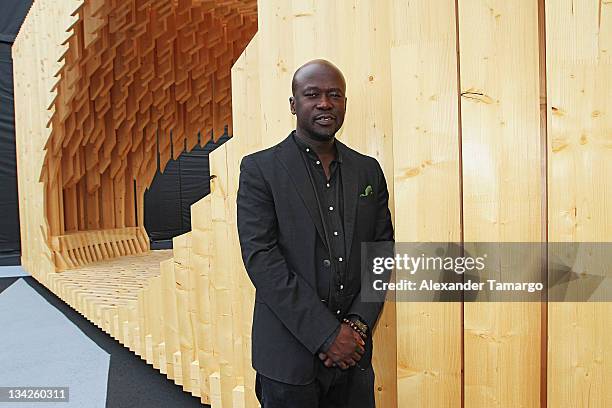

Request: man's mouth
left=314, top=115, right=336, bottom=125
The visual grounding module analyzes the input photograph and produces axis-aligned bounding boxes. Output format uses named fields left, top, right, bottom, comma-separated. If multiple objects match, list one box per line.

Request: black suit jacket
left=237, top=132, right=394, bottom=384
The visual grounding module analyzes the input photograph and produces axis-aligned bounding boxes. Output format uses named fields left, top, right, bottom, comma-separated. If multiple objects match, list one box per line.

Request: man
left=237, top=59, right=394, bottom=407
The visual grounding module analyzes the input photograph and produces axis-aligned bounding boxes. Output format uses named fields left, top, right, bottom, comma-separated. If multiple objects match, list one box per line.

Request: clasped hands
left=318, top=323, right=365, bottom=370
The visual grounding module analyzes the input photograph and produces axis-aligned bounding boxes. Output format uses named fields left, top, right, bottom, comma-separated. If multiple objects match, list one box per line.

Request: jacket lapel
left=274, top=134, right=328, bottom=247
left=337, top=140, right=359, bottom=261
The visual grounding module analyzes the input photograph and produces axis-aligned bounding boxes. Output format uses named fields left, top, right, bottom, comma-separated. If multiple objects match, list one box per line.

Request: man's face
left=290, top=64, right=347, bottom=141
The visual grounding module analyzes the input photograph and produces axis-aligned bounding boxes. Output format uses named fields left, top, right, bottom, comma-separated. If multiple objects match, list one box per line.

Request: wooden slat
left=390, top=0, right=463, bottom=406
left=546, top=1, right=611, bottom=407
left=458, top=0, right=543, bottom=406
left=161, top=258, right=180, bottom=380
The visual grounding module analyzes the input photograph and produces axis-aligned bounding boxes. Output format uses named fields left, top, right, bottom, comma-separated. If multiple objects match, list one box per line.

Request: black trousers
left=255, top=360, right=376, bottom=408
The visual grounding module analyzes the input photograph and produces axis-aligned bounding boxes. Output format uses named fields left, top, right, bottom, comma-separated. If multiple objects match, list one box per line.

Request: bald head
left=289, top=59, right=347, bottom=141
left=291, top=59, right=346, bottom=96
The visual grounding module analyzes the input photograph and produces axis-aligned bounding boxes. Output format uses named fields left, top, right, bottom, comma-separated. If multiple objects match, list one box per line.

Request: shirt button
left=338, top=257, right=343, bottom=262
left=326, top=183, right=330, bottom=188
left=323, top=259, right=331, bottom=267
left=329, top=206, right=334, bottom=211
left=316, top=160, right=320, bottom=165
left=306, top=148, right=310, bottom=152
left=336, top=310, right=341, bottom=315
left=339, top=284, right=344, bottom=290
left=333, top=231, right=338, bottom=236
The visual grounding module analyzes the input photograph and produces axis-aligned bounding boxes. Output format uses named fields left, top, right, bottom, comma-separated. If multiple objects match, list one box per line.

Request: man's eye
left=305, top=93, right=317, bottom=97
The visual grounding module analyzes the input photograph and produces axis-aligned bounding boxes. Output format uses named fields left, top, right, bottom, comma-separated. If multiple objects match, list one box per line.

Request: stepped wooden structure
left=13, top=0, right=610, bottom=407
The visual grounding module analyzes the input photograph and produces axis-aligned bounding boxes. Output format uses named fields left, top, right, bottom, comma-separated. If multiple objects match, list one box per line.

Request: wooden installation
left=16, top=0, right=257, bottom=272
left=13, top=0, right=609, bottom=407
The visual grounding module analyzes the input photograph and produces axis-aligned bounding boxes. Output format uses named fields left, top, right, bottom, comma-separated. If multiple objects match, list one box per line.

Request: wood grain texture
left=546, top=1, right=611, bottom=407
left=13, top=0, right=79, bottom=284
left=458, top=0, right=543, bottom=406
left=390, top=0, right=462, bottom=406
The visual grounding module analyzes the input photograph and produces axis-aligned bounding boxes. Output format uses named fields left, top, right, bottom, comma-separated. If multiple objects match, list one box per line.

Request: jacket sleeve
left=236, top=156, right=341, bottom=354
left=347, top=159, right=394, bottom=330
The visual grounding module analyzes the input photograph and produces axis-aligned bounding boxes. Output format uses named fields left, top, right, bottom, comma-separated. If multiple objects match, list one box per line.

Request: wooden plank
left=546, top=1, right=611, bottom=407
left=161, top=258, right=180, bottom=379
left=458, top=0, right=543, bottom=406
left=232, top=385, right=245, bottom=408
left=173, top=232, right=194, bottom=392
left=148, top=275, right=163, bottom=370
left=209, top=372, right=222, bottom=408
left=209, top=161, right=236, bottom=407
left=191, top=360, right=201, bottom=398
left=229, top=39, right=262, bottom=408
left=390, top=0, right=463, bottom=406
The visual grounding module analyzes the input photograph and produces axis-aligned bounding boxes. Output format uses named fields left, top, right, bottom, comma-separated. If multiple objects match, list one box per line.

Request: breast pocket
left=356, top=197, right=377, bottom=238
left=357, top=196, right=377, bottom=217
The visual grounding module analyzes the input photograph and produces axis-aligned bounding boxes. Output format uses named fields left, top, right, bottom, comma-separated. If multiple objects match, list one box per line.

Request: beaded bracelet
left=342, top=318, right=367, bottom=339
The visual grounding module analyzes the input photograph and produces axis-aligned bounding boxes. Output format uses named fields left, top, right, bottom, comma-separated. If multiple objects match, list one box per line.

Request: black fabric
left=0, top=251, right=20, bottom=266
left=255, top=361, right=375, bottom=408
left=0, top=2, right=32, bottom=45
left=0, top=0, right=34, bottom=265
left=144, top=135, right=229, bottom=244
left=0, top=276, right=19, bottom=294
left=293, top=133, right=347, bottom=307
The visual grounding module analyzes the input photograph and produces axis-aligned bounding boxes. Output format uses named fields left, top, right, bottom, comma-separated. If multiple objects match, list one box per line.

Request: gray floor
left=0, top=263, right=206, bottom=408
left=0, top=278, right=110, bottom=407
left=0, top=265, right=28, bottom=278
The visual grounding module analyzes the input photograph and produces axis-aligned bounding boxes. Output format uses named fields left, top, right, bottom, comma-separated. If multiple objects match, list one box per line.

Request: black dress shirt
left=292, top=133, right=362, bottom=352
left=293, top=133, right=347, bottom=297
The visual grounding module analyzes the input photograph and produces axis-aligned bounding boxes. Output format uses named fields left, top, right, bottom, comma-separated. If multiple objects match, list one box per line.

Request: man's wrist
left=347, top=314, right=368, bottom=333
left=344, top=315, right=368, bottom=339
left=319, top=323, right=341, bottom=353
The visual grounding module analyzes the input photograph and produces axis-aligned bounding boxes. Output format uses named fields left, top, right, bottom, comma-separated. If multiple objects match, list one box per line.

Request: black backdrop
left=0, top=1, right=225, bottom=262
left=144, top=136, right=229, bottom=246
left=0, top=1, right=33, bottom=265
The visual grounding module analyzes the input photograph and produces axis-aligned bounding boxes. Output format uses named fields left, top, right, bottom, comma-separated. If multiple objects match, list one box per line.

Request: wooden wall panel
left=546, top=1, right=611, bottom=407
left=13, top=0, right=81, bottom=283
left=390, top=0, right=462, bottom=406
left=190, top=197, right=215, bottom=404
left=458, top=0, right=543, bottom=406
left=229, top=39, right=263, bottom=408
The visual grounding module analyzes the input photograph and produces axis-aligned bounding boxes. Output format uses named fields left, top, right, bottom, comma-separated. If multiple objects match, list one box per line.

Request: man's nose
left=316, top=95, right=333, bottom=109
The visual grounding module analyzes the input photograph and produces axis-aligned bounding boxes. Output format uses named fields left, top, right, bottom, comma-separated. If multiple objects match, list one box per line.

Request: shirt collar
left=291, top=130, right=343, bottom=163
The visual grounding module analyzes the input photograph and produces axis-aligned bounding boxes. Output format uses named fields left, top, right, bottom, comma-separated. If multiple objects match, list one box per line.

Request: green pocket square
left=360, top=185, right=373, bottom=197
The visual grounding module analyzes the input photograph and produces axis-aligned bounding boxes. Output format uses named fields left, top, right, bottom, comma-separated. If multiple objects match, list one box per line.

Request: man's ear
left=289, top=96, right=296, bottom=115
